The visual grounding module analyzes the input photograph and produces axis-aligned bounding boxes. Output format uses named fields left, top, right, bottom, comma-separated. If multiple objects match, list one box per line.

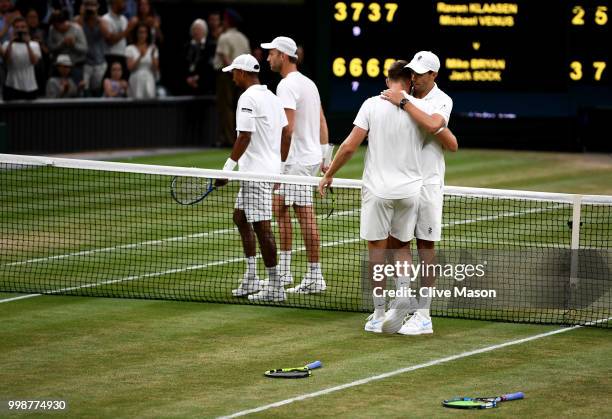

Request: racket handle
left=502, top=392, right=524, bottom=401
left=306, top=360, right=322, bottom=370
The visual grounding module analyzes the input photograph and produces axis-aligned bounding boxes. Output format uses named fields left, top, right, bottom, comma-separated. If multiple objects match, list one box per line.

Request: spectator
left=45, top=53, right=79, bottom=97
left=25, top=7, right=47, bottom=96
left=50, top=0, right=74, bottom=20
left=125, top=22, right=156, bottom=99
left=1, top=15, right=40, bottom=100
left=102, top=60, right=126, bottom=97
left=1, top=0, right=20, bottom=44
left=101, top=0, right=137, bottom=77
left=75, top=0, right=106, bottom=95
left=15, top=1, right=47, bottom=21
left=122, top=0, right=136, bottom=19
left=135, top=0, right=161, bottom=45
left=213, top=8, right=249, bottom=146
left=48, top=9, right=87, bottom=82
left=207, top=11, right=222, bottom=44
left=185, top=18, right=214, bottom=95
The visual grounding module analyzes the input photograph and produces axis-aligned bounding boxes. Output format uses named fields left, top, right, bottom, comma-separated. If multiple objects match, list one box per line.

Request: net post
left=570, top=195, right=582, bottom=286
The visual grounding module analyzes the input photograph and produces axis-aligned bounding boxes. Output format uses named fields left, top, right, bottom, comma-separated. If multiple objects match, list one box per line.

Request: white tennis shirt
left=235, top=84, right=288, bottom=174
left=354, top=95, right=428, bottom=199
left=276, top=71, right=322, bottom=166
left=420, top=83, right=453, bottom=186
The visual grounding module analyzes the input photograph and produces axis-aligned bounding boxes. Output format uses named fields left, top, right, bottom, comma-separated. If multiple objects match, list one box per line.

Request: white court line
left=218, top=316, right=612, bottom=419
left=4, top=209, right=359, bottom=267
left=0, top=204, right=564, bottom=304
left=0, top=237, right=362, bottom=304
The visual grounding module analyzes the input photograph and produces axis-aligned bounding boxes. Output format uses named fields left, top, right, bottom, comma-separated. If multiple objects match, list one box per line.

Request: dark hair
left=133, top=22, right=153, bottom=45
left=49, top=9, right=69, bottom=25
left=288, top=55, right=298, bottom=64
left=11, top=16, right=26, bottom=27
left=387, top=60, right=410, bottom=81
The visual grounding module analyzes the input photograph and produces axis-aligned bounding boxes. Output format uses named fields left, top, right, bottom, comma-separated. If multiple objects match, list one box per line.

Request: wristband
left=322, top=144, right=334, bottom=166
left=434, top=126, right=446, bottom=135
left=223, top=158, right=237, bottom=171
left=280, top=161, right=287, bottom=174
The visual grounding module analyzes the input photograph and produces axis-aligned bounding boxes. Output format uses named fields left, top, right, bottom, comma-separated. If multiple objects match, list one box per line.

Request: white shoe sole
left=259, top=275, right=293, bottom=288
left=381, top=309, right=410, bottom=334
left=247, top=290, right=286, bottom=302
left=397, top=328, right=434, bottom=336
left=364, top=324, right=382, bottom=333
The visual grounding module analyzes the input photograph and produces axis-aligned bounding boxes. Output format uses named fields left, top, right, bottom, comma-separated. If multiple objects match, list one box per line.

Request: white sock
left=280, top=251, right=291, bottom=275
left=267, top=266, right=281, bottom=288
left=373, top=295, right=386, bottom=319
left=246, top=257, right=257, bottom=276
left=308, top=262, right=321, bottom=274
left=418, top=286, right=432, bottom=318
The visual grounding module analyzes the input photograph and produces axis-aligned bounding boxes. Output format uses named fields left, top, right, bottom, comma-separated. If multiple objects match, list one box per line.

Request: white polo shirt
left=236, top=84, right=287, bottom=174
left=420, top=83, right=453, bottom=186
left=2, top=41, right=41, bottom=92
left=102, top=12, right=127, bottom=56
left=276, top=71, right=322, bottom=166
left=354, top=95, right=427, bottom=199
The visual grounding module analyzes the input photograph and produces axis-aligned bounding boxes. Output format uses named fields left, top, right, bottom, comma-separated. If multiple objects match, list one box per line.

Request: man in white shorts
left=319, top=61, right=436, bottom=333
left=217, top=54, right=288, bottom=302
left=261, top=36, right=332, bottom=294
left=381, top=51, right=458, bottom=335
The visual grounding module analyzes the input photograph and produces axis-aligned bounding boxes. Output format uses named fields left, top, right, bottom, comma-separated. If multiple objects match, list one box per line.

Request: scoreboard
left=325, top=1, right=611, bottom=115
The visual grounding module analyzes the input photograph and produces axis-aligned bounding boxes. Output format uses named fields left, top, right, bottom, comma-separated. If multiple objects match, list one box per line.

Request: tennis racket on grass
left=264, top=360, right=322, bottom=378
left=170, top=176, right=215, bottom=205
left=442, top=392, right=524, bottom=409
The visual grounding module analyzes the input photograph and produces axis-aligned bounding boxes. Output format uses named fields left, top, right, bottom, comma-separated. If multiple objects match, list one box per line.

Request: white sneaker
left=259, top=273, right=294, bottom=288
left=364, top=313, right=383, bottom=333
left=398, top=312, right=433, bottom=335
left=247, top=285, right=286, bottom=302
left=381, top=299, right=413, bottom=334
left=286, top=272, right=326, bottom=294
left=232, top=274, right=260, bottom=297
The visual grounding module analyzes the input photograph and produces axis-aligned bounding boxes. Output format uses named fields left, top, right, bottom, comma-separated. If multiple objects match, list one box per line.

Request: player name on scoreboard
left=437, top=2, right=518, bottom=26
left=447, top=58, right=506, bottom=81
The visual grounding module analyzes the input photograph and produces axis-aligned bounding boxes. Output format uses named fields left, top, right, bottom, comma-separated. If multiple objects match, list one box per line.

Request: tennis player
left=318, top=61, right=453, bottom=333
left=260, top=36, right=332, bottom=294
left=217, top=54, right=288, bottom=302
left=381, top=51, right=458, bottom=335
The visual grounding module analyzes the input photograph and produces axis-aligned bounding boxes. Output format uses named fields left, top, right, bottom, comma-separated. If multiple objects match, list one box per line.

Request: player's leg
left=360, top=187, right=394, bottom=332
left=231, top=208, right=260, bottom=297
left=381, top=194, right=419, bottom=334
left=287, top=164, right=326, bottom=294
left=286, top=204, right=326, bottom=294
left=399, top=184, right=442, bottom=335
left=247, top=182, right=286, bottom=302
left=273, top=191, right=294, bottom=284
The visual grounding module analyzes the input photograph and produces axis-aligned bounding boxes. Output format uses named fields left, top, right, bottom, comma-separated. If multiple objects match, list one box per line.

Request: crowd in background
left=1, top=0, right=162, bottom=100
left=0, top=0, right=307, bottom=145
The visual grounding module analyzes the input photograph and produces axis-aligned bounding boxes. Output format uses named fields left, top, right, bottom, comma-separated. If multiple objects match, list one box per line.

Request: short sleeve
left=432, top=95, right=453, bottom=125
left=236, top=95, right=256, bottom=133
left=276, top=79, right=297, bottom=110
left=30, top=41, right=41, bottom=58
left=125, top=45, right=138, bottom=59
left=353, top=98, right=372, bottom=131
left=215, top=34, right=230, bottom=57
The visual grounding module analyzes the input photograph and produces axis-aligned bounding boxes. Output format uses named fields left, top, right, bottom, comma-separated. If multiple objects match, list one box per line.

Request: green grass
left=1, top=148, right=611, bottom=418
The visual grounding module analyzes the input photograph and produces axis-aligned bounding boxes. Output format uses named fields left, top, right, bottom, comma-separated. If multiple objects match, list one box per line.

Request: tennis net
left=1, top=154, right=610, bottom=327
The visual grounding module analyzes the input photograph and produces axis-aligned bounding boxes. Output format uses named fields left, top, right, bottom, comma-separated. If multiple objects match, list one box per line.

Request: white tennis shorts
left=235, top=181, right=273, bottom=223
left=360, top=187, right=419, bottom=242
left=415, top=184, right=444, bottom=242
left=276, top=163, right=319, bottom=207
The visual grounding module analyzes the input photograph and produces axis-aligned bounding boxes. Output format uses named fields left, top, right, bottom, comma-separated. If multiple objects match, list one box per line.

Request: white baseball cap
left=55, top=54, right=73, bottom=67
left=260, top=36, right=298, bottom=58
left=406, top=51, right=440, bottom=74
left=222, top=54, right=260, bottom=73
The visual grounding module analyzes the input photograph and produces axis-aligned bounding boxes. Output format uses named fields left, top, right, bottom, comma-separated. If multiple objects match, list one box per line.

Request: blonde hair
left=190, top=18, right=208, bottom=38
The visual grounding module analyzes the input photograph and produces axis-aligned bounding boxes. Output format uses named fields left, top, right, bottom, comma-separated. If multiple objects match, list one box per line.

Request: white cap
left=55, top=54, right=73, bottom=66
left=260, top=36, right=298, bottom=58
left=406, top=51, right=440, bottom=74
left=222, top=54, right=260, bottom=73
